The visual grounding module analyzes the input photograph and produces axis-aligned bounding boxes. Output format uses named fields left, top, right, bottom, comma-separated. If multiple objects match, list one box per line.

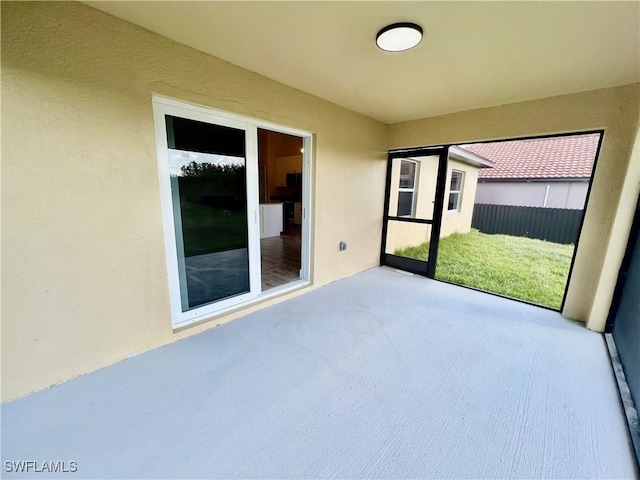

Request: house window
left=398, top=160, right=417, bottom=217
left=448, top=170, right=464, bottom=212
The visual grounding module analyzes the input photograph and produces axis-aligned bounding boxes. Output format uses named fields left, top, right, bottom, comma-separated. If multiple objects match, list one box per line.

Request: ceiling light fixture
left=376, top=22, right=423, bottom=52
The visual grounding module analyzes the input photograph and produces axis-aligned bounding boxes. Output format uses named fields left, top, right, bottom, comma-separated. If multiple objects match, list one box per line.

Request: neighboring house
left=445, top=147, right=495, bottom=236
left=386, top=148, right=493, bottom=253
left=461, top=133, right=600, bottom=210
left=2, top=2, right=639, bottom=404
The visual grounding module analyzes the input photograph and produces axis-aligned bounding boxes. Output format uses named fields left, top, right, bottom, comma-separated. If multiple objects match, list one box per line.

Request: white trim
left=246, top=123, right=262, bottom=296
left=448, top=170, right=464, bottom=212
left=174, top=279, right=310, bottom=331
left=152, top=95, right=313, bottom=329
left=398, top=159, right=418, bottom=217
left=299, top=135, right=313, bottom=282
left=449, top=145, right=494, bottom=169
left=152, top=94, right=312, bottom=139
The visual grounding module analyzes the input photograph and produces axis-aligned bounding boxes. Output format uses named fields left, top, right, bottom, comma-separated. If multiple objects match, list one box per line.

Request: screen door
left=381, top=148, right=448, bottom=278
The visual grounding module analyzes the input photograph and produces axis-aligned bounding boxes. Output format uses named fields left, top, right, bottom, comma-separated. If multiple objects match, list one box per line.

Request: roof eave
left=449, top=146, right=495, bottom=169
left=478, top=177, right=592, bottom=183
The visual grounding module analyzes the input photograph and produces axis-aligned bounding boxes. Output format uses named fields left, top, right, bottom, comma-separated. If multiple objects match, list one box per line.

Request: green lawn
left=394, top=229, right=574, bottom=309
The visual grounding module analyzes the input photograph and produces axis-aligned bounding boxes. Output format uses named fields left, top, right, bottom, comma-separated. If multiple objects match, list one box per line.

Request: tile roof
left=460, top=133, right=600, bottom=180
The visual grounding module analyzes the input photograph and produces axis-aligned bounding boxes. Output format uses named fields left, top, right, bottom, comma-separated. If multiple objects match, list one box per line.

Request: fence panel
left=471, top=204, right=583, bottom=244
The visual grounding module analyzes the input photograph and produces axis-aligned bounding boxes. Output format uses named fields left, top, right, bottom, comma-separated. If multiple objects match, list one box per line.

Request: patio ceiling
left=84, top=1, right=639, bottom=124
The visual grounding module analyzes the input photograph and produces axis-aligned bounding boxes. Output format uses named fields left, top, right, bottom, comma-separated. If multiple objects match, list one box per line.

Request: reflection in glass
left=397, top=191, right=414, bottom=217
left=166, top=115, right=249, bottom=311
left=450, top=171, right=462, bottom=191
left=399, top=160, right=416, bottom=188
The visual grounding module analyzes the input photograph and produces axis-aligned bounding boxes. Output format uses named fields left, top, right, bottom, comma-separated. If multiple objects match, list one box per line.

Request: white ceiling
left=86, top=1, right=640, bottom=124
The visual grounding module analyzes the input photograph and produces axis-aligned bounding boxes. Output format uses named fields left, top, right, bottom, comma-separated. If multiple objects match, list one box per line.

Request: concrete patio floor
left=2, top=267, right=637, bottom=479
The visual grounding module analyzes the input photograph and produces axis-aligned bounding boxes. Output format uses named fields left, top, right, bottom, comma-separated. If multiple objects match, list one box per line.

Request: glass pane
left=388, top=156, right=439, bottom=218
left=397, top=191, right=414, bottom=217
left=385, top=220, right=431, bottom=262
left=399, top=160, right=416, bottom=188
left=450, top=171, right=462, bottom=191
left=166, top=115, right=249, bottom=311
left=448, top=192, right=459, bottom=211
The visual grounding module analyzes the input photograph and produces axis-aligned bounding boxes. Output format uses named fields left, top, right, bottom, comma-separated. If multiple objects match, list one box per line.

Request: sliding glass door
left=153, top=97, right=311, bottom=328
left=167, top=115, right=252, bottom=309
left=154, top=99, right=261, bottom=326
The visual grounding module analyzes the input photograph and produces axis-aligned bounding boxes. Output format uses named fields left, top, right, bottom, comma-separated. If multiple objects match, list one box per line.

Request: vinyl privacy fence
left=471, top=204, right=583, bottom=245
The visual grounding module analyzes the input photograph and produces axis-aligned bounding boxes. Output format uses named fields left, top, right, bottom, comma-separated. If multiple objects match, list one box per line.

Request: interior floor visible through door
left=261, top=224, right=301, bottom=290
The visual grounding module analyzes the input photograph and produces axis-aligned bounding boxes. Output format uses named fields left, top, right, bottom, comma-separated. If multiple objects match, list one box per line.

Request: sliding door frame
left=152, top=94, right=313, bottom=328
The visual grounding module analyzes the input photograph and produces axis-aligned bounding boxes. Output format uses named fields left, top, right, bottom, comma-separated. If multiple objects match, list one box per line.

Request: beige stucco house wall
left=385, top=155, right=436, bottom=255
left=2, top=2, right=638, bottom=401
left=1, top=2, right=388, bottom=402
left=441, top=158, right=481, bottom=238
left=385, top=156, right=483, bottom=256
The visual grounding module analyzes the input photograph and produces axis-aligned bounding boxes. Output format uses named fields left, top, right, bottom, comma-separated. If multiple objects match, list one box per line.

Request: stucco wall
left=475, top=181, right=589, bottom=209
left=389, top=84, right=640, bottom=331
left=1, top=2, right=387, bottom=401
left=385, top=156, right=478, bottom=255
left=386, top=155, right=437, bottom=254
left=441, top=159, right=479, bottom=238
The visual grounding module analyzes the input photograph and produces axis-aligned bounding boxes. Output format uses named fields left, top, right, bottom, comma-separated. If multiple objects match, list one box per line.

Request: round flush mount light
left=376, top=22, right=423, bottom=52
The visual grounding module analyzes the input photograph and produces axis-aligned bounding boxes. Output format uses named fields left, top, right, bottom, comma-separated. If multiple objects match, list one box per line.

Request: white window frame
left=398, top=159, right=418, bottom=217
left=448, top=170, right=464, bottom=212
left=152, top=95, right=313, bottom=329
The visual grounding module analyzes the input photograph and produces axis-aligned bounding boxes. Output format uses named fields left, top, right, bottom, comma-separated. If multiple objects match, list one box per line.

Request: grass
left=394, top=229, right=574, bottom=309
